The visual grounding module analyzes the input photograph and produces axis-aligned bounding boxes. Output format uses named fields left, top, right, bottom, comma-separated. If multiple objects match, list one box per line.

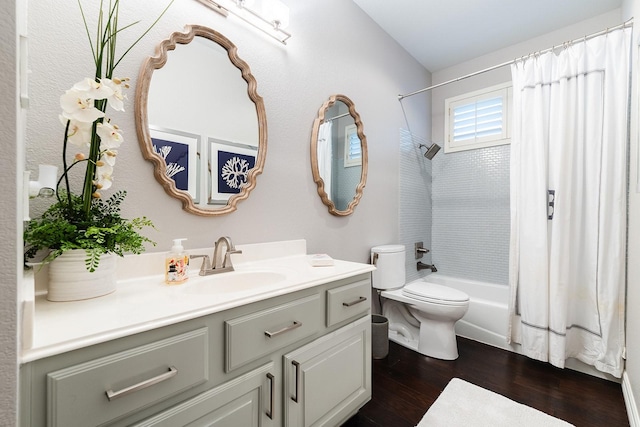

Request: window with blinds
left=444, top=83, right=511, bottom=153
left=344, top=124, right=362, bottom=167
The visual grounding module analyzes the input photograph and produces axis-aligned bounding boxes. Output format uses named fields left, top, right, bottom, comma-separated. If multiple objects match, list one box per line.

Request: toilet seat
left=402, top=281, right=469, bottom=307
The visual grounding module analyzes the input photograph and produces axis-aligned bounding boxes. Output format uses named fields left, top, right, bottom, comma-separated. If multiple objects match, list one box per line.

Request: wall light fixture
left=24, top=164, right=58, bottom=221
left=28, top=164, right=58, bottom=198
left=197, top=0, right=291, bottom=44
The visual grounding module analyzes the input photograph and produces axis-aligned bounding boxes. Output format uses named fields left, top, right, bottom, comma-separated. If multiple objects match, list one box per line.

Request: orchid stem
left=61, top=120, right=72, bottom=208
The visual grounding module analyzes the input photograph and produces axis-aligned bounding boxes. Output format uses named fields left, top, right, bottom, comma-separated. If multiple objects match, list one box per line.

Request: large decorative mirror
left=310, top=94, right=368, bottom=216
left=135, top=25, right=267, bottom=216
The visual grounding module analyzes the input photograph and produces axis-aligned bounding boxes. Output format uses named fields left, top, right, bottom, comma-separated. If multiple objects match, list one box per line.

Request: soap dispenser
left=165, top=238, right=189, bottom=285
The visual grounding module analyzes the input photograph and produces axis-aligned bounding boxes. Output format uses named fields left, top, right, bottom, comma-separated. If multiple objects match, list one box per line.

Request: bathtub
left=420, top=275, right=617, bottom=380
left=411, top=274, right=512, bottom=351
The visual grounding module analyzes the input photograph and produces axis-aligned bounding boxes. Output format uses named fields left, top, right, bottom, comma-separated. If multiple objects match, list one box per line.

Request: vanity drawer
left=326, top=278, right=371, bottom=326
left=46, top=328, right=208, bottom=427
left=225, top=294, right=321, bottom=372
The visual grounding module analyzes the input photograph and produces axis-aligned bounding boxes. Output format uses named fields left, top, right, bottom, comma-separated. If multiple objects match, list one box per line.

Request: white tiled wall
left=399, top=129, right=433, bottom=283
left=431, top=144, right=510, bottom=285
left=399, top=130, right=510, bottom=286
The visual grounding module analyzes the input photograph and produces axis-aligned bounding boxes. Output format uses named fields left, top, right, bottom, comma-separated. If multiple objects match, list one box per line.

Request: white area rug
left=416, top=378, right=574, bottom=427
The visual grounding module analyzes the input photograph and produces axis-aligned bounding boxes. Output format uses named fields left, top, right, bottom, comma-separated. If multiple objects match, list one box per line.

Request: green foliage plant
left=24, top=0, right=173, bottom=271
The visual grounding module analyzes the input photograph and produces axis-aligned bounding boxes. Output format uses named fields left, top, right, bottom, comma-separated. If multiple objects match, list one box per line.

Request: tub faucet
left=417, top=261, right=437, bottom=272
left=191, top=236, right=242, bottom=276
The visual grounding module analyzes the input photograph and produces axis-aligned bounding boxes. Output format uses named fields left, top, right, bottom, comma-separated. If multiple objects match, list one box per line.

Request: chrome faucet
left=213, top=236, right=242, bottom=271
left=190, top=236, right=242, bottom=276
left=417, top=261, right=437, bottom=272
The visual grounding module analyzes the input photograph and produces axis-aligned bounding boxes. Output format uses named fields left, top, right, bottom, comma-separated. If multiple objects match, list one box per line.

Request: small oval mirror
left=135, top=25, right=267, bottom=216
left=310, top=94, right=368, bottom=216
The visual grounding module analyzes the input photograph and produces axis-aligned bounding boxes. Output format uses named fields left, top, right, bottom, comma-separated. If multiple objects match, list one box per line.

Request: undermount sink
left=182, top=270, right=288, bottom=295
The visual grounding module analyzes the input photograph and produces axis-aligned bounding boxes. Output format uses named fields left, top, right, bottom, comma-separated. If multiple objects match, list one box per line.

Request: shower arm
left=418, top=143, right=442, bottom=160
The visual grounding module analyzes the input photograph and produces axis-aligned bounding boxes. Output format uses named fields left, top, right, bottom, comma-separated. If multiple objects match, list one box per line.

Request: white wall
left=622, top=0, right=640, bottom=421
left=24, top=0, right=430, bottom=265
left=0, top=0, right=22, bottom=424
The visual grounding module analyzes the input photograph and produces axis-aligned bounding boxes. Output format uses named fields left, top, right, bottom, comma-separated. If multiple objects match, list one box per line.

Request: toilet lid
left=402, top=281, right=469, bottom=305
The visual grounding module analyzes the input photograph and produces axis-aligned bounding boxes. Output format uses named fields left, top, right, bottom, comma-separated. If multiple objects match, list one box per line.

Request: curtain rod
left=323, top=112, right=350, bottom=122
left=398, top=18, right=633, bottom=101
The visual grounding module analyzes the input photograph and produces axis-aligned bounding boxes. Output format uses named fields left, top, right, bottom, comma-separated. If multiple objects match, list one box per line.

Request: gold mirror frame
left=310, top=94, right=368, bottom=216
left=135, top=25, right=267, bottom=216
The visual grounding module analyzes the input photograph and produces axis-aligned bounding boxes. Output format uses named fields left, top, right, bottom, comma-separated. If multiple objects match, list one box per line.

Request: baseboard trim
left=623, top=371, right=640, bottom=427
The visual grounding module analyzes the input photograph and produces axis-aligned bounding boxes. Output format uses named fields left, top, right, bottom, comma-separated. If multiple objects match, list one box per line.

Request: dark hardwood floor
left=343, top=337, right=628, bottom=426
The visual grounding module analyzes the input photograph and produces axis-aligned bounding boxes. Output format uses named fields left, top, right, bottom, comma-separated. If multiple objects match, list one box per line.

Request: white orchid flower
left=60, top=115, right=93, bottom=148
left=101, top=78, right=129, bottom=112
left=102, top=149, right=118, bottom=167
left=94, top=161, right=113, bottom=190
left=60, top=88, right=105, bottom=123
left=72, top=77, right=114, bottom=100
left=96, top=121, right=123, bottom=149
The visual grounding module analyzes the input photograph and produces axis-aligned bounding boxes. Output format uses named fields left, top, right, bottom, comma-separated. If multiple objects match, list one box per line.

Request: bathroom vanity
left=20, top=240, right=374, bottom=426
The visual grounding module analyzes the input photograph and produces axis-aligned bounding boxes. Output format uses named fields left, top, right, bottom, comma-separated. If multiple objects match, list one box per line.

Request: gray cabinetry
left=20, top=273, right=372, bottom=426
left=284, top=316, right=370, bottom=427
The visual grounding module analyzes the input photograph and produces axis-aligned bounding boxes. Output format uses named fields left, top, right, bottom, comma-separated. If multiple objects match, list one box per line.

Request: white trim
left=623, top=371, right=640, bottom=427
left=444, top=82, right=512, bottom=153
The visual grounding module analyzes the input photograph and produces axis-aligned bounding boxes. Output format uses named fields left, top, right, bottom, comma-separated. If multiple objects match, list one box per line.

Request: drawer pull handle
left=266, top=373, right=275, bottom=419
left=105, top=366, right=178, bottom=401
left=264, top=321, right=302, bottom=338
left=343, top=296, right=367, bottom=307
left=291, top=360, right=301, bottom=403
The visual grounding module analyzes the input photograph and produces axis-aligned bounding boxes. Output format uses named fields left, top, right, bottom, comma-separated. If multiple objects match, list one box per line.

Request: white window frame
left=444, top=82, right=512, bottom=153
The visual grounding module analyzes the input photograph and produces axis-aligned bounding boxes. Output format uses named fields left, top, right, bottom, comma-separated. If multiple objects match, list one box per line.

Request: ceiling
left=352, top=0, right=623, bottom=72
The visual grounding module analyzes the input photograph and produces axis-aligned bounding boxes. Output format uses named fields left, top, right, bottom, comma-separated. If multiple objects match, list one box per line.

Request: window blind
left=452, top=96, right=503, bottom=142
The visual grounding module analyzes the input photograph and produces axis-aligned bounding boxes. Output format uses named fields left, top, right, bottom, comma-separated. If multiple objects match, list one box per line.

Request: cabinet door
left=284, top=316, right=371, bottom=427
left=133, top=362, right=278, bottom=427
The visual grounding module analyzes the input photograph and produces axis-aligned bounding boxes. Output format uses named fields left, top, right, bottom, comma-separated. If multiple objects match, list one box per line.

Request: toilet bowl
left=371, top=245, right=469, bottom=360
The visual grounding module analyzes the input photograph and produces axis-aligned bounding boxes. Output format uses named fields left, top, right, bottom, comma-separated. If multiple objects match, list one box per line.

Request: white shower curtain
left=508, top=28, right=630, bottom=377
left=317, top=121, right=333, bottom=198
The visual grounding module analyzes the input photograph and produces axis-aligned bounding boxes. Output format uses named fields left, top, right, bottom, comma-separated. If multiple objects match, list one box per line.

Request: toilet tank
left=371, top=245, right=406, bottom=290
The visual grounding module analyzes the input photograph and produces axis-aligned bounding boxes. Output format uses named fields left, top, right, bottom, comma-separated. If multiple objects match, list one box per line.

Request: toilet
left=371, top=245, right=469, bottom=360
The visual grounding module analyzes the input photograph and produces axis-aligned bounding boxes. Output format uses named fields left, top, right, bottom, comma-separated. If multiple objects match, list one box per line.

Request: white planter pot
left=47, top=250, right=117, bottom=302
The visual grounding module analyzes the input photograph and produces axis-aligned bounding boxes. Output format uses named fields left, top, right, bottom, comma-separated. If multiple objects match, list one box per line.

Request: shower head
left=402, top=129, right=442, bottom=160
left=419, top=143, right=441, bottom=160
left=424, top=143, right=441, bottom=159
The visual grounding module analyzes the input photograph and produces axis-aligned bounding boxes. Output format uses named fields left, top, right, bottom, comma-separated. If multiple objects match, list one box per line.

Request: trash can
left=371, top=314, right=389, bottom=359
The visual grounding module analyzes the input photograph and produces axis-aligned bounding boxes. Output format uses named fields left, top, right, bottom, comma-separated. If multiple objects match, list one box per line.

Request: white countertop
left=21, top=240, right=375, bottom=364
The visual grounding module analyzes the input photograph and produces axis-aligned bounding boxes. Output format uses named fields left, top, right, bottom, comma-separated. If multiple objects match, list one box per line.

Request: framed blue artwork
left=208, top=138, right=258, bottom=205
left=150, top=127, right=201, bottom=202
